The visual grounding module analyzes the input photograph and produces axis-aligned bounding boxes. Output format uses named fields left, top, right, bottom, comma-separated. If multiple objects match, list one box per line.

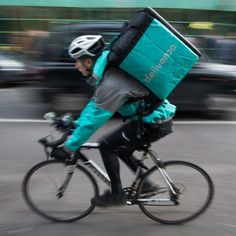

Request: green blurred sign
left=0, top=0, right=236, bottom=11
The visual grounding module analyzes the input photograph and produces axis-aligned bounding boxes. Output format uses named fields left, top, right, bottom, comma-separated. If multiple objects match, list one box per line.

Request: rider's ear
left=86, top=58, right=95, bottom=67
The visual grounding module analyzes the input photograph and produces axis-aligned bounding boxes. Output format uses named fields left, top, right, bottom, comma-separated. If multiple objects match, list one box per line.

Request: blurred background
left=0, top=2, right=236, bottom=236
left=0, top=0, right=236, bottom=118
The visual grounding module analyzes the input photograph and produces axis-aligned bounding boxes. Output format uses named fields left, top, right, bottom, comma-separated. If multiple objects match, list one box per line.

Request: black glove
left=51, top=147, right=71, bottom=161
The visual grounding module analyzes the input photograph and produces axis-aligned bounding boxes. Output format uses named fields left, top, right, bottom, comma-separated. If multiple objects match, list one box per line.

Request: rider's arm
left=64, top=68, right=148, bottom=153
left=65, top=82, right=127, bottom=152
left=65, top=97, right=118, bottom=152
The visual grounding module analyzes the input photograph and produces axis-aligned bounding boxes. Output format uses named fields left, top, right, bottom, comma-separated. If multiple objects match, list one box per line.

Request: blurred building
left=0, top=0, right=235, bottom=63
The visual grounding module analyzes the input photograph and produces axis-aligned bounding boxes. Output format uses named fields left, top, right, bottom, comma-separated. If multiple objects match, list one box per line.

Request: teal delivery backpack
left=108, top=7, right=201, bottom=106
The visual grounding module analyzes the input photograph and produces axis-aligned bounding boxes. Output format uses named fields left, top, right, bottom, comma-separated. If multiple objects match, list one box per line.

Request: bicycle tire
left=137, top=160, right=214, bottom=224
left=22, top=160, right=99, bottom=222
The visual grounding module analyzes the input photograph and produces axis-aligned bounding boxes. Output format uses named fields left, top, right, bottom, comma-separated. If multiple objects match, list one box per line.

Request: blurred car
left=0, top=51, right=40, bottom=87
left=170, top=61, right=236, bottom=115
left=201, top=36, right=236, bottom=65
left=32, top=23, right=236, bottom=115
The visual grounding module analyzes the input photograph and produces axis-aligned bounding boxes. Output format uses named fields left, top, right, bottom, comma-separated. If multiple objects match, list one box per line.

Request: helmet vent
left=71, top=48, right=81, bottom=54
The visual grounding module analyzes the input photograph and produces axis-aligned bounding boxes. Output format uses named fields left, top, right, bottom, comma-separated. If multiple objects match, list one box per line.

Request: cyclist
left=52, top=35, right=176, bottom=207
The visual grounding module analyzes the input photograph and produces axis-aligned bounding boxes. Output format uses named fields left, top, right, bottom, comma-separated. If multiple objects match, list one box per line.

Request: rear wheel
left=22, top=160, right=98, bottom=222
left=137, top=161, right=214, bottom=224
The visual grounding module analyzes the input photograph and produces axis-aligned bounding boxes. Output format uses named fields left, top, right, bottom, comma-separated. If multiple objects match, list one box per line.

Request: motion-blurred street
left=0, top=1, right=236, bottom=235
left=0, top=86, right=235, bottom=236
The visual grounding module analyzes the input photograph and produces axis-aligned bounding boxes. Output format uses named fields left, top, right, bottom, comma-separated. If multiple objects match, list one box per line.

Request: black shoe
left=141, top=181, right=160, bottom=196
left=91, top=190, right=127, bottom=207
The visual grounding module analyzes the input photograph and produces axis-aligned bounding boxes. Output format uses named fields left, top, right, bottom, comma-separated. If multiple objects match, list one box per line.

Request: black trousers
left=99, top=119, right=173, bottom=194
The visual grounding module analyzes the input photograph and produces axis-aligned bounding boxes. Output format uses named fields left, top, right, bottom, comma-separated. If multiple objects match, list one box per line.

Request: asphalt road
left=0, top=120, right=236, bottom=236
left=0, top=87, right=236, bottom=236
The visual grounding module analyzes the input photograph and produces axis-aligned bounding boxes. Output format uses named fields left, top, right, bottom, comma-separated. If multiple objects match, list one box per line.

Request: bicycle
left=22, top=112, right=214, bottom=224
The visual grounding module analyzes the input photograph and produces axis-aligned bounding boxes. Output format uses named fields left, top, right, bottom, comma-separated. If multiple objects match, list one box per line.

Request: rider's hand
left=51, top=147, right=72, bottom=161
left=53, top=113, right=76, bottom=130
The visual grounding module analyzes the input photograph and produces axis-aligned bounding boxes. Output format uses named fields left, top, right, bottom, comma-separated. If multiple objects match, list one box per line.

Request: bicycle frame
left=77, top=142, right=147, bottom=188
left=42, top=140, right=179, bottom=206
left=147, top=149, right=178, bottom=196
left=78, top=143, right=111, bottom=186
left=68, top=142, right=180, bottom=206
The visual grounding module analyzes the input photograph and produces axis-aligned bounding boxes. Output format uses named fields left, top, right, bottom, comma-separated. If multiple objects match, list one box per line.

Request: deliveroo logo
left=144, top=44, right=176, bottom=83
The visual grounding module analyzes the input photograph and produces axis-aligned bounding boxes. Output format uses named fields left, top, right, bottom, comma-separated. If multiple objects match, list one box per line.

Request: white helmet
left=68, top=35, right=105, bottom=59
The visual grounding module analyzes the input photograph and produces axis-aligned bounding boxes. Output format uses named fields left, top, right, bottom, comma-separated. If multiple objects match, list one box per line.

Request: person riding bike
left=51, top=35, right=176, bottom=207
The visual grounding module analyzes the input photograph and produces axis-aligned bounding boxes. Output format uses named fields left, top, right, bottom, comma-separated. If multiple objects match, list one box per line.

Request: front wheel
left=137, top=161, right=214, bottom=224
left=22, top=160, right=99, bottom=222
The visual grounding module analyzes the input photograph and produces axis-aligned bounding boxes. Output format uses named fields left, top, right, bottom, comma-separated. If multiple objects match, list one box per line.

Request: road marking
left=7, top=227, right=34, bottom=235
left=0, top=119, right=236, bottom=125
left=0, top=119, right=49, bottom=123
left=0, top=87, right=42, bottom=91
left=174, top=121, right=236, bottom=125
left=217, top=223, right=236, bottom=228
left=0, top=89, right=14, bottom=92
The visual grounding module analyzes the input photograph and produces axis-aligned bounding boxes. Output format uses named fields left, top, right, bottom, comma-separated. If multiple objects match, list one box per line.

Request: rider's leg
left=116, top=151, right=139, bottom=172
left=92, top=123, right=140, bottom=207
left=91, top=139, right=127, bottom=207
left=101, top=119, right=173, bottom=191
left=99, top=140, right=123, bottom=195
left=93, top=120, right=173, bottom=206
left=100, top=121, right=141, bottom=174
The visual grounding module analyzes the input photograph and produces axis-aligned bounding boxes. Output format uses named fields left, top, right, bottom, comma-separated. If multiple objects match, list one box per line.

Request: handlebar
left=38, top=129, right=72, bottom=148
left=38, top=112, right=75, bottom=158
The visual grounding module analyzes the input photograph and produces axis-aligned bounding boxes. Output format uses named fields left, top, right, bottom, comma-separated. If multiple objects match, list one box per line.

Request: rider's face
left=75, top=58, right=94, bottom=77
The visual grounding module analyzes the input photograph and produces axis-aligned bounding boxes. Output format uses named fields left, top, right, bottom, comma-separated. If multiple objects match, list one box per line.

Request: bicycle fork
left=57, top=164, right=77, bottom=198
